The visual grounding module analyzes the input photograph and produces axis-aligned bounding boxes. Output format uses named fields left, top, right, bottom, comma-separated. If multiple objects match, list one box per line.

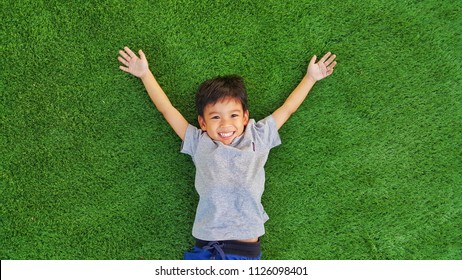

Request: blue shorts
left=184, top=239, right=262, bottom=260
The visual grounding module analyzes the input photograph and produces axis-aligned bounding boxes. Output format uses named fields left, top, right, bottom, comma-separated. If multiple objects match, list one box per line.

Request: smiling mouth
left=218, top=131, right=235, bottom=138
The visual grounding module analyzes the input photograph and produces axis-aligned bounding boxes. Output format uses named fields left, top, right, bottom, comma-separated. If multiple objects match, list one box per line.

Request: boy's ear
left=243, top=110, right=249, bottom=126
left=198, top=115, right=207, bottom=131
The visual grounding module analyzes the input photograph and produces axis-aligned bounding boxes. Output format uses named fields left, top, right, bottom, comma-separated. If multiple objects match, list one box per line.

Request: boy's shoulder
left=244, top=115, right=281, bottom=150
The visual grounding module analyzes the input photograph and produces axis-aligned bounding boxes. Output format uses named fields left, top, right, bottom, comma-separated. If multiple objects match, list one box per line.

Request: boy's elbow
left=284, top=104, right=297, bottom=116
left=157, top=102, right=174, bottom=115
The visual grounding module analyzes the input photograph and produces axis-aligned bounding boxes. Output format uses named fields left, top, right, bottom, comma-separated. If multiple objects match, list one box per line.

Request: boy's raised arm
left=118, top=47, right=189, bottom=140
left=272, top=52, right=337, bottom=130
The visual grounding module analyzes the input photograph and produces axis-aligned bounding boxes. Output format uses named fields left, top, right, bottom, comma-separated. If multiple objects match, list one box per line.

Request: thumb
left=139, top=49, right=147, bottom=61
left=309, top=55, right=317, bottom=66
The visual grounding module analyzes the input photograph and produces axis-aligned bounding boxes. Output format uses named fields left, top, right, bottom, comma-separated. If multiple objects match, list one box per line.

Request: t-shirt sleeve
left=180, top=124, right=203, bottom=156
left=254, top=115, right=282, bottom=149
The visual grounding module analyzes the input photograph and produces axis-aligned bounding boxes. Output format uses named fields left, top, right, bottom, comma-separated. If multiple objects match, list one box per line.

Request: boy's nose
left=220, top=120, right=232, bottom=129
left=220, top=118, right=231, bottom=126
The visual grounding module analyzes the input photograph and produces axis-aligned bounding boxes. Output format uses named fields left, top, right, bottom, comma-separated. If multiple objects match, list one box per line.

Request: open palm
left=118, top=47, right=149, bottom=78
left=307, top=52, right=337, bottom=81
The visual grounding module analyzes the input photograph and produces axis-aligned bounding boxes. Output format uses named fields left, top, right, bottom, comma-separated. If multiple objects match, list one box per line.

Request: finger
left=119, top=65, right=130, bottom=73
left=139, top=49, right=146, bottom=61
left=326, top=66, right=336, bottom=76
left=119, top=50, right=130, bottom=61
left=326, top=61, right=337, bottom=71
left=325, top=54, right=336, bottom=67
left=319, top=52, right=332, bottom=63
left=329, top=61, right=337, bottom=69
left=309, top=55, right=317, bottom=65
left=124, top=46, right=137, bottom=58
left=118, top=56, right=129, bottom=66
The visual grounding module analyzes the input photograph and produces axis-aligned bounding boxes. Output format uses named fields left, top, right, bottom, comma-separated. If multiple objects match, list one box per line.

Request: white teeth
left=219, top=132, right=234, bottom=138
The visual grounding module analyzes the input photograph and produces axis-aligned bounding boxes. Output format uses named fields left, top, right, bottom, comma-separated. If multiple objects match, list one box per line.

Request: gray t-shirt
left=181, top=115, right=281, bottom=241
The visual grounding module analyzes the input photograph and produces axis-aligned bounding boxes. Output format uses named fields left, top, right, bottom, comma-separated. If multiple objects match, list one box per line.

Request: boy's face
left=198, top=97, right=249, bottom=145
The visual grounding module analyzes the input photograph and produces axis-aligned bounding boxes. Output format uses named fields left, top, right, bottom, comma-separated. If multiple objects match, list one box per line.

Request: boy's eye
left=211, top=116, right=220, bottom=120
left=231, top=114, right=239, bottom=118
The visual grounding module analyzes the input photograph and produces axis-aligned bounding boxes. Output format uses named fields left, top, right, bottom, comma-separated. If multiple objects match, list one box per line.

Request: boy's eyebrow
left=207, top=109, right=242, bottom=115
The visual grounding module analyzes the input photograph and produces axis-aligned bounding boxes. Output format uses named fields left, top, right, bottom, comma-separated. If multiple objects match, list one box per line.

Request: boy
left=118, top=47, right=337, bottom=259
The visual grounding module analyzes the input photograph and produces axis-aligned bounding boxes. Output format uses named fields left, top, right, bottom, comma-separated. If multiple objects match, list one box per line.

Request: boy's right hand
left=118, top=47, right=149, bottom=79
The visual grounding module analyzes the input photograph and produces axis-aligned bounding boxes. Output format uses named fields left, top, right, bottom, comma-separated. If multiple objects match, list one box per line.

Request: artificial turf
left=1, top=0, right=461, bottom=259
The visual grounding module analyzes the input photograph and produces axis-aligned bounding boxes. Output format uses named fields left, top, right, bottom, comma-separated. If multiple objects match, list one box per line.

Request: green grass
left=1, top=0, right=461, bottom=260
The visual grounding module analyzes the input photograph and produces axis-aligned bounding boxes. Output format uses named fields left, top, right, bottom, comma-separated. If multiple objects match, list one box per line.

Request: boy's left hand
left=307, top=52, right=337, bottom=81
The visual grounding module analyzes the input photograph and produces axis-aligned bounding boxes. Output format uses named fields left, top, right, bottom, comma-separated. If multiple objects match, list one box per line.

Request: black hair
left=195, top=75, right=248, bottom=117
